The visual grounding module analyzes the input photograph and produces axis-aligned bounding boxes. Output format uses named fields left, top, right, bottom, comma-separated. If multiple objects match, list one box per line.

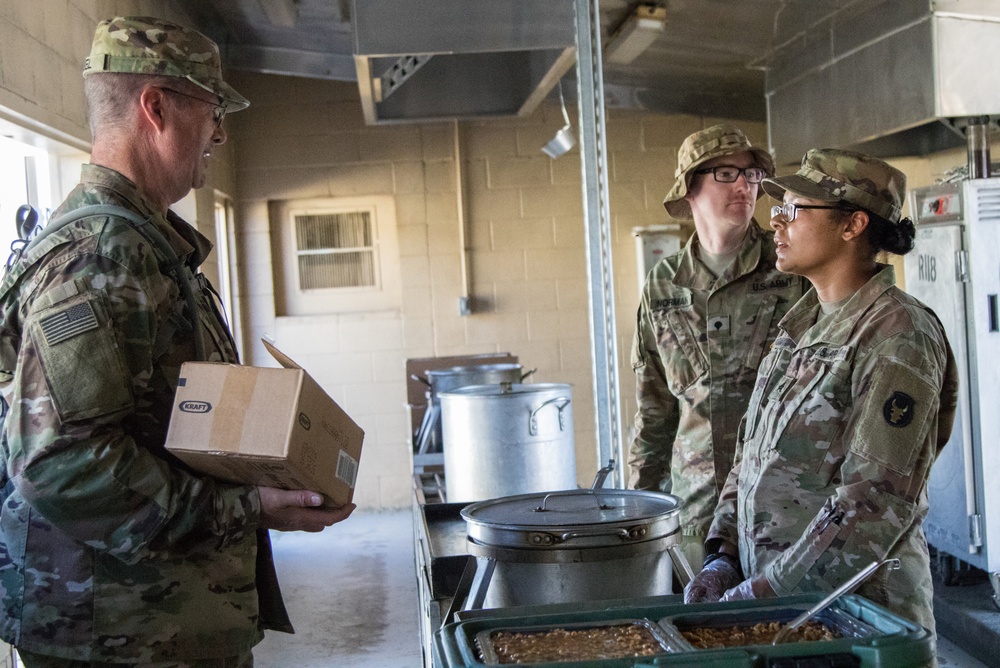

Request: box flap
left=263, top=338, right=302, bottom=370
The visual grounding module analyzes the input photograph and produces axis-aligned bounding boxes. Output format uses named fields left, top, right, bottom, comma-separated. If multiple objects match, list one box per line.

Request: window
left=0, top=136, right=53, bottom=267
left=294, top=210, right=377, bottom=290
left=272, top=196, right=401, bottom=315
left=214, top=194, right=242, bottom=358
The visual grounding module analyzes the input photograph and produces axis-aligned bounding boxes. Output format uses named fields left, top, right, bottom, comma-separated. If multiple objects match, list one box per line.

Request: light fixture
left=604, top=5, right=667, bottom=65
left=541, top=82, right=576, bottom=159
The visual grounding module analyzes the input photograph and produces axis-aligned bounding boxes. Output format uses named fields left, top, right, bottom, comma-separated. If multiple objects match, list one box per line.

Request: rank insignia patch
left=40, top=301, right=99, bottom=346
left=883, top=391, right=915, bottom=428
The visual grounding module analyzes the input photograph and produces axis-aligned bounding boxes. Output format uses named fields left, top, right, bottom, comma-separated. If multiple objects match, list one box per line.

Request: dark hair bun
left=885, top=216, right=916, bottom=255
left=868, top=213, right=915, bottom=256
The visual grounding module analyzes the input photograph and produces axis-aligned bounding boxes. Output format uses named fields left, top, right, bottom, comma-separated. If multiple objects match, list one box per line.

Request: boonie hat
left=762, top=148, right=905, bottom=225
left=662, top=124, right=775, bottom=219
left=84, top=16, right=249, bottom=112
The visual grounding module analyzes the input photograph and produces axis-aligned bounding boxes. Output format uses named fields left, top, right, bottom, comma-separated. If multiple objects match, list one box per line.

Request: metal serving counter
left=413, top=470, right=472, bottom=668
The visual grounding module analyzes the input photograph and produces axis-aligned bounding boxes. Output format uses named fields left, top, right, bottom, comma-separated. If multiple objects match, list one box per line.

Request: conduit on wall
left=455, top=119, right=472, bottom=316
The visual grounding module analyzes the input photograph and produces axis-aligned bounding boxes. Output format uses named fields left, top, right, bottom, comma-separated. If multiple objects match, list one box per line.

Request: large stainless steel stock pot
left=440, top=382, right=576, bottom=502
left=457, top=488, right=684, bottom=609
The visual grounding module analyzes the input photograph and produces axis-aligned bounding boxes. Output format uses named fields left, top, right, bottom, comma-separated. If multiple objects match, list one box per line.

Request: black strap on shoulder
left=22, top=204, right=207, bottom=360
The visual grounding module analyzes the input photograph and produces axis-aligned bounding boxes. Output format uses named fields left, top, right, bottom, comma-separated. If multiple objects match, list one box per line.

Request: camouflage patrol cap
left=662, top=124, right=775, bottom=219
left=84, top=16, right=249, bottom=112
left=762, top=148, right=904, bottom=224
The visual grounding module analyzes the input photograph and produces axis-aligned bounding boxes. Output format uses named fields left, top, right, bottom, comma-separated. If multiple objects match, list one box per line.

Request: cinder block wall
left=226, top=72, right=773, bottom=508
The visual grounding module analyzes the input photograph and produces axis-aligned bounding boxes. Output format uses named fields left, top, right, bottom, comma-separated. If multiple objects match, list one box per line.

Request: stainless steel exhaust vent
left=761, top=0, right=1000, bottom=164
left=352, top=0, right=576, bottom=124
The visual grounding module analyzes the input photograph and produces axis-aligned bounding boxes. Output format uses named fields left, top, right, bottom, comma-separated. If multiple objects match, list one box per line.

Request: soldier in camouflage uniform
left=0, top=17, right=354, bottom=667
left=628, top=125, right=807, bottom=573
left=686, top=149, right=958, bottom=639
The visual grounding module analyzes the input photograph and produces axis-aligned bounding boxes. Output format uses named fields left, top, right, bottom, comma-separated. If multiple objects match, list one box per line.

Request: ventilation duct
left=762, top=0, right=1000, bottom=164
left=352, top=0, right=576, bottom=124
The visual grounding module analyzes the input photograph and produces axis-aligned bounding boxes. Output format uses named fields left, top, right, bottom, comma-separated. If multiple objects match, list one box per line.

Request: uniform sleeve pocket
left=30, top=292, right=134, bottom=422
left=850, top=357, right=937, bottom=477
left=658, top=309, right=708, bottom=393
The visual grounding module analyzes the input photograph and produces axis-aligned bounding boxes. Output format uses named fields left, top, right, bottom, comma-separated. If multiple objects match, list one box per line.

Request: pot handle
left=528, top=396, right=571, bottom=435
left=520, top=367, right=538, bottom=382
left=410, top=373, right=430, bottom=387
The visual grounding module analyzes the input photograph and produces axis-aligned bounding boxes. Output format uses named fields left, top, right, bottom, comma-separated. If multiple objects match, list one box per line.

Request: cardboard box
left=164, top=340, right=363, bottom=508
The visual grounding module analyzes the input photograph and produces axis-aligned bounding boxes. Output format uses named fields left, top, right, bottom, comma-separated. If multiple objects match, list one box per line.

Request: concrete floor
left=254, top=509, right=993, bottom=667
left=254, top=510, right=422, bottom=667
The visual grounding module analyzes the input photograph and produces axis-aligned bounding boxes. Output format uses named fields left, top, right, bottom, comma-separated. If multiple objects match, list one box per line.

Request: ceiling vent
left=352, top=0, right=576, bottom=124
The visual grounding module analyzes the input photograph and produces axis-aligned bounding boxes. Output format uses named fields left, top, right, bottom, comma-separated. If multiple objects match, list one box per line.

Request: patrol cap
left=83, top=16, right=249, bottom=112
left=662, top=124, right=775, bottom=219
left=762, top=148, right=905, bottom=225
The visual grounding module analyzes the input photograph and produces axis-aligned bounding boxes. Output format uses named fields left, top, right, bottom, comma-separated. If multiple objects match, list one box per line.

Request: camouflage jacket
left=707, top=265, right=958, bottom=632
left=627, top=224, right=807, bottom=539
left=0, top=165, right=283, bottom=661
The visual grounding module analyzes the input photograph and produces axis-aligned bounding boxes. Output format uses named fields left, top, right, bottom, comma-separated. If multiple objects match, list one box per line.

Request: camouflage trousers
left=15, top=650, right=254, bottom=668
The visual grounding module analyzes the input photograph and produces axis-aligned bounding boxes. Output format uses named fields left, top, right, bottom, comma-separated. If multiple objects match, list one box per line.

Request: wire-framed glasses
left=770, top=203, right=854, bottom=221
left=160, top=87, right=227, bottom=127
left=694, top=165, right=767, bottom=184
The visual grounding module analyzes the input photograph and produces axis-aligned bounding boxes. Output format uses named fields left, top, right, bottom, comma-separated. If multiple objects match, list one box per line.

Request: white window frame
left=273, top=195, right=401, bottom=316
left=213, top=193, right=243, bottom=359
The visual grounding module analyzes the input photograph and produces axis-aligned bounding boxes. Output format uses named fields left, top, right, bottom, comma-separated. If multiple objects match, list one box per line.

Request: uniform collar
left=779, top=264, right=897, bottom=346
left=80, top=164, right=213, bottom=268
left=672, top=223, right=764, bottom=290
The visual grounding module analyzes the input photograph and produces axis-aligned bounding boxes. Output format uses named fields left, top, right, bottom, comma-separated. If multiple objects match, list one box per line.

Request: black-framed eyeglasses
left=694, top=165, right=767, bottom=184
left=160, top=87, right=227, bottom=127
left=770, top=203, right=855, bottom=221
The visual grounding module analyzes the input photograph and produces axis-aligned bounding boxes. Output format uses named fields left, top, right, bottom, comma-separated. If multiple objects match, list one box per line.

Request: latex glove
left=719, top=578, right=755, bottom=602
left=684, top=556, right=741, bottom=604
left=720, top=576, right=775, bottom=602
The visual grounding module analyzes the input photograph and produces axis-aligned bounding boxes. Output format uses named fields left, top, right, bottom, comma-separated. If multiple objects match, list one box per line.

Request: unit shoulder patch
left=882, top=391, right=915, bottom=428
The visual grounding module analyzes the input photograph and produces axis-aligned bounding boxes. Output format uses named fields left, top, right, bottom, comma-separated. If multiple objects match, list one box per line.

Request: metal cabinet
left=905, top=178, right=1000, bottom=607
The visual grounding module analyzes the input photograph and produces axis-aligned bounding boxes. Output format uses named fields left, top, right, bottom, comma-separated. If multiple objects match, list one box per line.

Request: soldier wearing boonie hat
left=628, top=124, right=807, bottom=580
left=0, top=16, right=354, bottom=666
left=84, top=15, right=249, bottom=112
left=662, top=123, right=775, bottom=219
left=688, top=147, right=957, bottom=639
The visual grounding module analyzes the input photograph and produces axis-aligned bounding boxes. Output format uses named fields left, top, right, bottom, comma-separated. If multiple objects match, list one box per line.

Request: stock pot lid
left=427, top=363, right=521, bottom=377
left=461, top=488, right=682, bottom=549
left=439, top=382, right=569, bottom=398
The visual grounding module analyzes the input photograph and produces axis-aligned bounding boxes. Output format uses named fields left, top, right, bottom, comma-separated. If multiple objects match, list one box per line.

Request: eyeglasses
left=694, top=165, right=767, bottom=184
left=770, top=203, right=854, bottom=221
left=160, top=87, right=227, bottom=127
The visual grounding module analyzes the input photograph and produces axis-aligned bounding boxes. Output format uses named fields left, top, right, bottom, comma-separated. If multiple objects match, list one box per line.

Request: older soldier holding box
left=685, top=148, right=958, bottom=638
left=628, top=124, right=807, bottom=574
left=0, top=16, right=353, bottom=666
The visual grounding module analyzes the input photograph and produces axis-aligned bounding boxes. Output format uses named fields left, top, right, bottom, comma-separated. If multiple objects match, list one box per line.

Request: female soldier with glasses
left=686, top=148, right=958, bottom=641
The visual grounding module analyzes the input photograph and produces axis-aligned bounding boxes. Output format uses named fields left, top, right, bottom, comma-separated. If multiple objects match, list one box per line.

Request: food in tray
left=486, top=623, right=666, bottom=664
left=680, top=620, right=840, bottom=648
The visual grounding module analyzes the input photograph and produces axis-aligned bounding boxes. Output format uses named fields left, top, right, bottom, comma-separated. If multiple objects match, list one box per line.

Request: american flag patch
left=39, top=302, right=99, bottom=346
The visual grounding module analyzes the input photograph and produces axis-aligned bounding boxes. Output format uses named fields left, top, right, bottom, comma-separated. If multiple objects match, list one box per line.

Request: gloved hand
left=719, top=578, right=755, bottom=602
left=684, top=555, right=741, bottom=604
left=720, top=575, right=776, bottom=602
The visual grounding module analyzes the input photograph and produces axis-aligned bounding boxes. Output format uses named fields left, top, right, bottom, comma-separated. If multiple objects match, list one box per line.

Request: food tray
left=434, top=594, right=935, bottom=667
left=657, top=605, right=879, bottom=651
left=475, top=618, right=676, bottom=665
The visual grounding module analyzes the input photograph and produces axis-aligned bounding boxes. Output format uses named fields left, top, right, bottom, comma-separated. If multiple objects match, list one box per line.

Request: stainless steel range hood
left=352, top=0, right=576, bottom=124
left=762, top=0, right=1000, bottom=164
